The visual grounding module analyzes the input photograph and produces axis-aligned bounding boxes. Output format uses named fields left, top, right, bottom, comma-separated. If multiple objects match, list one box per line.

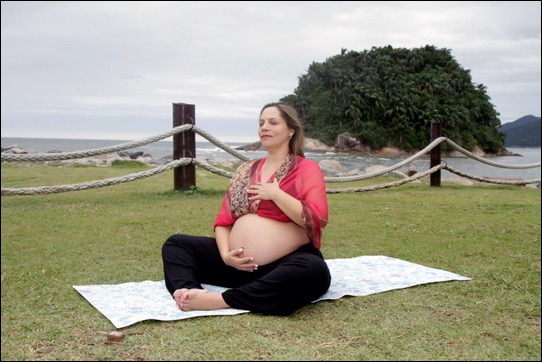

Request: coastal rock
left=445, top=177, right=475, bottom=186
left=472, top=145, right=486, bottom=157
left=334, top=133, right=412, bottom=157
left=118, top=151, right=144, bottom=159
left=379, top=147, right=403, bottom=157
left=2, top=146, right=32, bottom=154
left=206, top=156, right=240, bottom=169
left=334, top=134, right=369, bottom=153
left=525, top=182, right=541, bottom=189
left=236, top=138, right=334, bottom=152
left=318, top=159, right=342, bottom=172
left=304, top=138, right=334, bottom=152
left=318, top=159, right=343, bottom=176
left=236, top=141, right=262, bottom=151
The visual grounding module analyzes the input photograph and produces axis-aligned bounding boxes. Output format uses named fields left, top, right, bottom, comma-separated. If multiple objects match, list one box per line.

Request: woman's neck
left=265, top=149, right=289, bottom=166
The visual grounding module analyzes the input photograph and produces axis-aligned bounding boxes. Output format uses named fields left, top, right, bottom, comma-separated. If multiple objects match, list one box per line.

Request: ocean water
left=2, top=137, right=541, bottom=181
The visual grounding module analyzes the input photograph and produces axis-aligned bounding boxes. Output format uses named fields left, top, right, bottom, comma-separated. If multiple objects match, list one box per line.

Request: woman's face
left=258, top=106, right=291, bottom=150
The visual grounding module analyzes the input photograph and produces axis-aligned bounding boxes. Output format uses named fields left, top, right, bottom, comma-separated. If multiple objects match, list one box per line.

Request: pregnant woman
left=161, top=101, right=331, bottom=316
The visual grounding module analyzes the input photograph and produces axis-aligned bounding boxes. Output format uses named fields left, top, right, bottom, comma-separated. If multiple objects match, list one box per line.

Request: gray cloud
left=1, top=1, right=540, bottom=142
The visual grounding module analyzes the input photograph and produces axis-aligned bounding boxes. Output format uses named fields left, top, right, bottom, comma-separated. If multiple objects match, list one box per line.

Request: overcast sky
left=1, top=1, right=540, bottom=143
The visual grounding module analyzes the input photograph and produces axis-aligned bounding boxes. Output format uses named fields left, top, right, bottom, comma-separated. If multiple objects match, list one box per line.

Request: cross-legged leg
left=222, top=245, right=331, bottom=315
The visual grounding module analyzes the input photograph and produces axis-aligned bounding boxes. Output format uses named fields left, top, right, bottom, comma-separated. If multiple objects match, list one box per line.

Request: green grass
left=1, top=163, right=540, bottom=361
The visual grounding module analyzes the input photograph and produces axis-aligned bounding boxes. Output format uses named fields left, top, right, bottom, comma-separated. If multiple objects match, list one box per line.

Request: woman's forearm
left=271, top=190, right=305, bottom=227
left=215, top=225, right=232, bottom=259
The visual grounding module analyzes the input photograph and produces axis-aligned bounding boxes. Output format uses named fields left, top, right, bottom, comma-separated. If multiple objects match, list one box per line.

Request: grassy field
left=1, top=162, right=540, bottom=361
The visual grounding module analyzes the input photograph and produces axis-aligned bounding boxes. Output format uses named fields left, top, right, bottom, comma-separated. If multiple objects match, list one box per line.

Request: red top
left=213, top=155, right=328, bottom=249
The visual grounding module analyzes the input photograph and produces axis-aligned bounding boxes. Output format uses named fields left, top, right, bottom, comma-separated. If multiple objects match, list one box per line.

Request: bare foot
left=179, top=288, right=230, bottom=311
left=172, top=288, right=190, bottom=309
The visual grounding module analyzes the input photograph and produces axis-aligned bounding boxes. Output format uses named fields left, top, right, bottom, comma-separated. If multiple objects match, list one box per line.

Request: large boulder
left=334, top=134, right=372, bottom=153
left=236, top=137, right=334, bottom=152
left=304, top=138, right=334, bottom=152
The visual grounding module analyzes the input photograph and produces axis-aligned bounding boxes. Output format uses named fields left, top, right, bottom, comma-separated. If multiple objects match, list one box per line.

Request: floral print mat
left=73, top=255, right=470, bottom=328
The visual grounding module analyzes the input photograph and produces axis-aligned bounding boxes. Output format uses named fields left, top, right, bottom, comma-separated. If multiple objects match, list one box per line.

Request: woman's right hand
left=222, top=247, right=258, bottom=272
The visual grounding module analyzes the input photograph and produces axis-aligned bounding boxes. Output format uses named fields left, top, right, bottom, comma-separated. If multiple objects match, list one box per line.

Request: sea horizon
left=0, top=135, right=255, bottom=146
left=3, top=135, right=541, bottom=149
left=2, top=136, right=540, bottom=181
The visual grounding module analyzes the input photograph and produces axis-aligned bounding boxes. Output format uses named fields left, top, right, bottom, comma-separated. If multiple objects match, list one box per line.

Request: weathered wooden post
left=173, top=103, right=196, bottom=190
left=430, top=122, right=442, bottom=187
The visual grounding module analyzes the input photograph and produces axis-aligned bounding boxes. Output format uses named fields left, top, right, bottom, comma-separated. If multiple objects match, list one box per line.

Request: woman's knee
left=162, top=234, right=217, bottom=260
left=286, top=254, right=331, bottom=290
left=301, top=253, right=329, bottom=274
left=162, top=234, right=191, bottom=256
left=307, top=256, right=331, bottom=292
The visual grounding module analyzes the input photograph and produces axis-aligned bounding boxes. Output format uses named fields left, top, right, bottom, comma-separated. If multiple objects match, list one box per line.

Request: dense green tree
left=281, top=45, right=506, bottom=153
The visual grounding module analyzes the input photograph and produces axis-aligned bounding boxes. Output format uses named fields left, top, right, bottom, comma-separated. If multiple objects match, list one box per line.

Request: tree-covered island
left=281, top=45, right=508, bottom=155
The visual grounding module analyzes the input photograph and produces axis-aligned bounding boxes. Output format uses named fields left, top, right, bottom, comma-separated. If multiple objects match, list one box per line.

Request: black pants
left=162, top=234, right=332, bottom=316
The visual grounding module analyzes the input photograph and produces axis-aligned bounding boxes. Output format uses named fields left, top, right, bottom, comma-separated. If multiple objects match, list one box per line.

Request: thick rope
left=444, top=165, right=541, bottom=185
left=443, top=139, right=541, bottom=169
left=1, top=124, right=193, bottom=161
left=0, top=125, right=250, bottom=163
left=193, top=127, right=251, bottom=162
left=194, top=160, right=234, bottom=178
left=1, top=158, right=192, bottom=195
left=2, top=126, right=540, bottom=196
left=0, top=158, right=237, bottom=196
left=326, top=164, right=446, bottom=193
left=324, top=137, right=446, bottom=182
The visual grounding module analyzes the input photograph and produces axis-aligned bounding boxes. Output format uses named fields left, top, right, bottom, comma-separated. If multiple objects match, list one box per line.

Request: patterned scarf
left=229, top=153, right=296, bottom=218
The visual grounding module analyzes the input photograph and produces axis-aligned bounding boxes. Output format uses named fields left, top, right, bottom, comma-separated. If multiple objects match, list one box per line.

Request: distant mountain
left=499, top=115, right=541, bottom=147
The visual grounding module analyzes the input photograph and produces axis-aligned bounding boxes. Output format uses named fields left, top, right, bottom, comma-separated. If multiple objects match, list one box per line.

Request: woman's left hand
left=247, top=179, right=280, bottom=201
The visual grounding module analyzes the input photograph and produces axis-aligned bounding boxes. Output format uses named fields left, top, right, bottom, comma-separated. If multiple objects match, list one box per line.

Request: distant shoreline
left=2, top=137, right=540, bottom=182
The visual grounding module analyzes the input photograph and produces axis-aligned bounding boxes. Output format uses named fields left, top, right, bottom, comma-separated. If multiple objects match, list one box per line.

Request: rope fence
left=1, top=125, right=540, bottom=196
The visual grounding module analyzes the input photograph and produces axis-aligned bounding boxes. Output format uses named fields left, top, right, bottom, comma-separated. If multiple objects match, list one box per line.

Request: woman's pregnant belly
left=229, top=213, right=309, bottom=266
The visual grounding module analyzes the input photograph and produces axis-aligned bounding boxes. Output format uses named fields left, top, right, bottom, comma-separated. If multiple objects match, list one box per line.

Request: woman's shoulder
left=296, top=156, right=319, bottom=168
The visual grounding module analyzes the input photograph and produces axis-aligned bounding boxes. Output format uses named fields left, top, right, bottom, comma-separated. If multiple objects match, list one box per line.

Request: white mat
left=73, top=255, right=470, bottom=328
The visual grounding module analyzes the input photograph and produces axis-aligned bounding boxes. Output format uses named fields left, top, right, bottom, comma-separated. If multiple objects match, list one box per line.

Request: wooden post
left=173, top=103, right=196, bottom=190
left=430, top=122, right=441, bottom=187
